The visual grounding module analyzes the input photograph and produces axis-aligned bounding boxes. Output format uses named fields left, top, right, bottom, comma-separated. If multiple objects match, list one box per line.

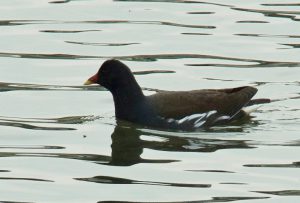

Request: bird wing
left=147, top=86, right=257, bottom=119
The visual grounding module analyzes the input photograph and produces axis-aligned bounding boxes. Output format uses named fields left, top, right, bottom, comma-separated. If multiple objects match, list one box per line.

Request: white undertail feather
left=242, top=105, right=262, bottom=115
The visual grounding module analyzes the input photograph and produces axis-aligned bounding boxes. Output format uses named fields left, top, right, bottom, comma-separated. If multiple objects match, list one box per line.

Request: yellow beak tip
left=83, top=80, right=94, bottom=85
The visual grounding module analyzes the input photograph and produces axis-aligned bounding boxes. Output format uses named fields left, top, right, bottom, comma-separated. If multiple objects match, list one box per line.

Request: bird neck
left=111, top=84, right=148, bottom=120
left=111, top=81, right=145, bottom=101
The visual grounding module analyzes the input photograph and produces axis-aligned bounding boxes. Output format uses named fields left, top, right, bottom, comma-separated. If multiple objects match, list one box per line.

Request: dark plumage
left=84, top=59, right=270, bottom=129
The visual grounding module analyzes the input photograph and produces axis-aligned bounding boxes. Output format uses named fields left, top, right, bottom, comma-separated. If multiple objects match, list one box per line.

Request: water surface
left=0, top=0, right=299, bottom=202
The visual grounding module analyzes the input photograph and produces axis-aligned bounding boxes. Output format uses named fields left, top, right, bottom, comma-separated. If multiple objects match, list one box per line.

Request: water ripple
left=0, top=145, right=64, bottom=150
left=0, top=151, right=177, bottom=166
left=281, top=43, right=300, bottom=49
left=254, top=190, right=300, bottom=196
left=98, top=196, right=269, bottom=203
left=1, top=52, right=299, bottom=68
left=232, top=7, right=300, bottom=22
left=0, top=177, right=53, bottom=182
left=100, top=54, right=295, bottom=68
left=187, top=11, right=215, bottom=15
left=236, top=33, right=300, bottom=38
left=0, top=20, right=60, bottom=26
left=0, top=52, right=93, bottom=60
left=0, top=78, right=167, bottom=93
left=49, top=0, right=71, bottom=3
left=65, top=41, right=140, bottom=47
left=244, top=161, right=300, bottom=168
left=0, top=19, right=215, bottom=30
left=0, top=82, right=103, bottom=92
left=0, top=201, right=33, bottom=203
left=0, top=123, right=256, bottom=166
left=83, top=20, right=215, bottom=29
left=262, top=3, right=300, bottom=7
left=186, top=169, right=235, bottom=173
left=181, top=32, right=212, bottom=36
left=0, top=121, right=76, bottom=131
left=76, top=175, right=211, bottom=188
left=0, top=115, right=102, bottom=130
left=40, top=29, right=102, bottom=33
left=236, top=20, right=269, bottom=23
left=114, top=0, right=233, bottom=8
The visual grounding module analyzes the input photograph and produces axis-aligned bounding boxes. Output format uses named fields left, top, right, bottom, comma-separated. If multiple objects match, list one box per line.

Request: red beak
left=84, top=73, right=98, bottom=85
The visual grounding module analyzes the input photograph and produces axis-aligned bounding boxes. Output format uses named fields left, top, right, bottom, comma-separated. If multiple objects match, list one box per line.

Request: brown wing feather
left=147, top=86, right=257, bottom=119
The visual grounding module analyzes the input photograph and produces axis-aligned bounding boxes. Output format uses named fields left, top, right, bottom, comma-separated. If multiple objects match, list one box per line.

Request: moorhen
left=84, top=59, right=270, bottom=130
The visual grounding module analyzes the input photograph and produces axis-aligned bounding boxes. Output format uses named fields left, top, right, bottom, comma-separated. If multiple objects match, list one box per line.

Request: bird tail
left=246, top=98, right=271, bottom=106
left=246, top=95, right=300, bottom=107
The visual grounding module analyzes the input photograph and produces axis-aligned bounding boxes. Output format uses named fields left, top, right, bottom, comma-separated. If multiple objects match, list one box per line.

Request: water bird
left=84, top=59, right=270, bottom=130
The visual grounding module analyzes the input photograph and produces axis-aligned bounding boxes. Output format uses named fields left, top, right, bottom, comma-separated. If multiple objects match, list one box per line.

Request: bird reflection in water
left=75, top=122, right=256, bottom=187
left=108, top=121, right=254, bottom=166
